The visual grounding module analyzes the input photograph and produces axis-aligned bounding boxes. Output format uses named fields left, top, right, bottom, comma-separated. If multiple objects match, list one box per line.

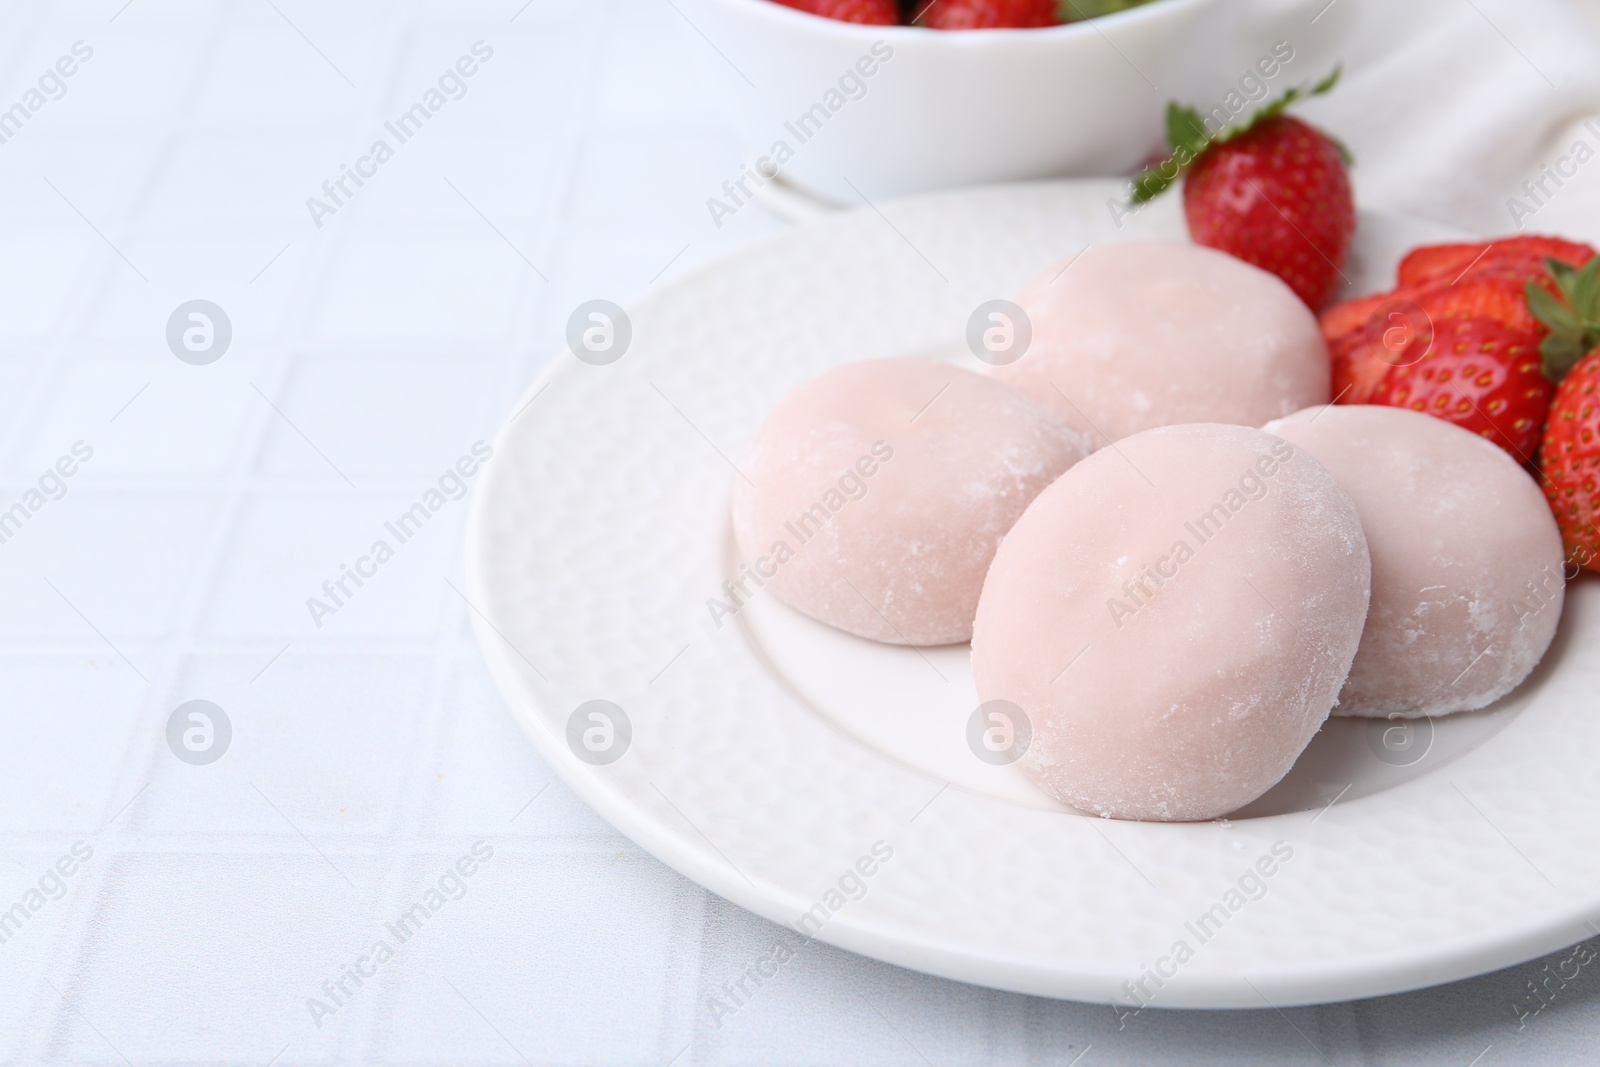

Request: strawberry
left=1132, top=68, right=1354, bottom=309
left=1373, top=317, right=1552, bottom=460
left=917, top=0, right=1056, bottom=27
left=770, top=0, right=898, bottom=23
left=1334, top=336, right=1420, bottom=405
left=1320, top=290, right=1392, bottom=348
left=1325, top=290, right=1443, bottom=403
left=1324, top=282, right=1514, bottom=390
left=1527, top=253, right=1600, bottom=569
left=1323, top=267, right=1569, bottom=407
left=1394, top=243, right=1487, bottom=289
left=1323, top=278, right=1537, bottom=357
left=1183, top=115, right=1354, bottom=309
left=1398, top=236, right=1596, bottom=289
left=1412, top=275, right=1541, bottom=334
left=1541, top=351, right=1600, bottom=573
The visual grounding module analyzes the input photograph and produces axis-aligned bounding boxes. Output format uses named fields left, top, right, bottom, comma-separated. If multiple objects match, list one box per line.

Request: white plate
left=465, top=180, right=1600, bottom=1009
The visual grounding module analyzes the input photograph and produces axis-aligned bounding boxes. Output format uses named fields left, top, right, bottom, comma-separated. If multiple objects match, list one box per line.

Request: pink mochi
left=732, top=357, right=1089, bottom=646
left=1266, top=405, right=1565, bottom=718
left=991, top=241, right=1328, bottom=446
left=972, top=423, right=1370, bottom=821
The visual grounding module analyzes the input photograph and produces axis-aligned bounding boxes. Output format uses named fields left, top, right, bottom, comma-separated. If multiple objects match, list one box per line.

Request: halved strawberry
left=1412, top=275, right=1541, bottom=334
left=1394, top=244, right=1486, bottom=289
left=1397, top=236, right=1595, bottom=289
left=1333, top=337, right=1414, bottom=404
left=1324, top=292, right=1433, bottom=403
left=1320, top=291, right=1391, bottom=349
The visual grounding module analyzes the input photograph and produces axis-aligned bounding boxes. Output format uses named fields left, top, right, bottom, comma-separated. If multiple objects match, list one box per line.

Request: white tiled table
left=2, top=1, right=1597, bottom=1063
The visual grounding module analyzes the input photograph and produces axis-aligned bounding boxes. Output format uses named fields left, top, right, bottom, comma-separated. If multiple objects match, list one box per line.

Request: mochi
left=1266, top=404, right=1565, bottom=717
left=732, top=358, right=1090, bottom=645
left=972, top=423, right=1370, bottom=821
left=991, top=241, right=1328, bottom=446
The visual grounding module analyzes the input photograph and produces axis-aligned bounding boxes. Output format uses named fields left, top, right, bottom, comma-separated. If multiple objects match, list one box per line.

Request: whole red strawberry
left=1131, top=68, right=1353, bottom=309
left=770, top=0, right=898, bottom=23
left=918, top=0, right=1056, bottom=27
left=1541, top=351, right=1600, bottom=573
left=1373, top=316, right=1552, bottom=460
left=1527, top=254, right=1600, bottom=569
left=1182, top=114, right=1353, bottom=309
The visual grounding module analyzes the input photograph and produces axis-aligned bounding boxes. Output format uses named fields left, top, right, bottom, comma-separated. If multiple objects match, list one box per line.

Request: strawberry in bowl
left=769, top=0, right=898, bottom=23
left=915, top=0, right=1059, bottom=28
left=772, top=0, right=1159, bottom=26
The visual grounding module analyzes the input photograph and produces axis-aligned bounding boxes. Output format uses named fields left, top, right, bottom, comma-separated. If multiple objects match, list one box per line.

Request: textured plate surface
left=465, top=180, right=1600, bottom=1009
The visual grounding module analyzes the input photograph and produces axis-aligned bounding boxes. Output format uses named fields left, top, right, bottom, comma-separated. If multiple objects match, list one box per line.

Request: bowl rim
left=685, top=0, right=1215, bottom=41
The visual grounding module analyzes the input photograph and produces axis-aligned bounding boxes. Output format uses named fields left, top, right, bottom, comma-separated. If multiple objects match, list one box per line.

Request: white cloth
left=0, top=1, right=1597, bottom=1064
left=1258, top=0, right=1600, bottom=243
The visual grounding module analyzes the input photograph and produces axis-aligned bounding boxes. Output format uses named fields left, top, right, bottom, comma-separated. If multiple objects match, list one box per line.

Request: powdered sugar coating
left=733, top=358, right=1091, bottom=645
left=991, top=241, right=1329, bottom=445
left=1266, top=405, right=1565, bottom=718
left=971, top=423, right=1370, bottom=821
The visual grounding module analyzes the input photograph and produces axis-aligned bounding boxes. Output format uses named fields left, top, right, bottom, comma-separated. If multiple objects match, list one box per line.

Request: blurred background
left=3, top=0, right=1600, bottom=1063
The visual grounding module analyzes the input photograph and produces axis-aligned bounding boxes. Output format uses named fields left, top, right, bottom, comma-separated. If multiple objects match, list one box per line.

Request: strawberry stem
left=1129, top=64, right=1344, bottom=204
left=1528, top=255, right=1600, bottom=381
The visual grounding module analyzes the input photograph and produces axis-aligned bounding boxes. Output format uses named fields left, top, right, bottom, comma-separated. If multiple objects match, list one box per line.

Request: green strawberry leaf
left=1310, top=64, right=1342, bottom=95
left=1128, top=65, right=1344, bottom=205
left=1129, top=166, right=1176, bottom=203
left=1529, top=255, right=1600, bottom=381
left=1526, top=281, right=1578, bottom=333
left=1058, top=0, right=1158, bottom=22
left=1166, top=103, right=1209, bottom=158
left=1571, top=255, right=1600, bottom=317
left=1237, top=65, right=1340, bottom=131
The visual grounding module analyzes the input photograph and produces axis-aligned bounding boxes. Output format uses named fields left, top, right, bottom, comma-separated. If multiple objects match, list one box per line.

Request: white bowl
left=676, top=0, right=1227, bottom=203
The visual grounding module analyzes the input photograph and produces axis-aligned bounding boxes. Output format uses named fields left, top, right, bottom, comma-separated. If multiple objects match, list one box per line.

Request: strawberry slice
left=1397, top=236, right=1595, bottom=289
left=1333, top=338, right=1410, bottom=404
left=1320, top=291, right=1391, bottom=346
left=1394, top=244, right=1487, bottom=288
left=1412, top=275, right=1541, bottom=334
left=1326, top=293, right=1434, bottom=403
